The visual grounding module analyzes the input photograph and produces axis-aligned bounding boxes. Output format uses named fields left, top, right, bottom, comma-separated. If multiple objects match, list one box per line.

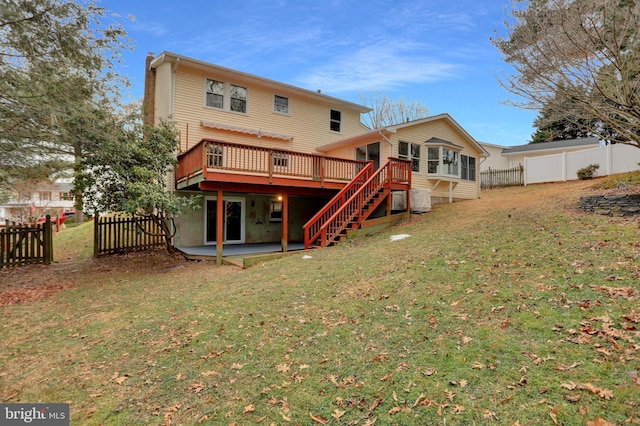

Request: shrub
left=577, top=163, right=600, bottom=180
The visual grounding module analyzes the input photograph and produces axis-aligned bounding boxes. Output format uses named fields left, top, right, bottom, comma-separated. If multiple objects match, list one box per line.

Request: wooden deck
left=175, top=140, right=369, bottom=191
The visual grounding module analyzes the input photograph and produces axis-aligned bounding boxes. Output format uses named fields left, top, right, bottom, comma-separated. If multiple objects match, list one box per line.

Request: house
left=144, top=52, right=487, bottom=261
left=479, top=138, right=640, bottom=185
left=0, top=181, right=75, bottom=225
left=479, top=138, right=601, bottom=171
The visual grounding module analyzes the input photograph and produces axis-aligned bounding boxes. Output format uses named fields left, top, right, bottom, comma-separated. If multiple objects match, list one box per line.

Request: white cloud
left=295, top=43, right=463, bottom=93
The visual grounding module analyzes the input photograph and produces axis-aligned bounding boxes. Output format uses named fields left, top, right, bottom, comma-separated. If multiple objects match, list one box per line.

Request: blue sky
left=103, top=0, right=536, bottom=146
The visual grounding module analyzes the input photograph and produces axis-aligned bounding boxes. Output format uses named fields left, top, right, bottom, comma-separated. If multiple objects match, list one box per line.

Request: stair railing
left=303, top=162, right=373, bottom=249
left=305, top=159, right=393, bottom=248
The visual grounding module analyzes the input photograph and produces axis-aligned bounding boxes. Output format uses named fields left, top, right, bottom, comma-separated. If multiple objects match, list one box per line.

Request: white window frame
left=272, top=152, right=289, bottom=168
left=330, top=109, right=341, bottom=132
left=398, top=141, right=421, bottom=172
left=204, top=78, right=248, bottom=114
left=204, top=196, right=246, bottom=245
left=461, top=155, right=476, bottom=181
left=273, top=95, right=289, bottom=114
left=270, top=200, right=283, bottom=222
left=207, top=144, right=225, bottom=168
left=426, top=145, right=461, bottom=178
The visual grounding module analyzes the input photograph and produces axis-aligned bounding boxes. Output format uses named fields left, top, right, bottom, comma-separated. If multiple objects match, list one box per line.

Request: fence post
left=43, top=215, right=53, bottom=265
left=93, top=214, right=100, bottom=257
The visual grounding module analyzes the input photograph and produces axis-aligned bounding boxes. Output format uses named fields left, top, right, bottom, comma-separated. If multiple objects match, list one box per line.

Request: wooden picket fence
left=481, top=165, right=525, bottom=189
left=0, top=218, right=53, bottom=268
left=94, top=214, right=168, bottom=256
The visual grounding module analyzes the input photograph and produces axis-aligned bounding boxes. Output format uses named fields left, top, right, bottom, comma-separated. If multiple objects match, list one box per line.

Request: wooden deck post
left=281, top=194, right=288, bottom=252
left=216, top=190, right=223, bottom=265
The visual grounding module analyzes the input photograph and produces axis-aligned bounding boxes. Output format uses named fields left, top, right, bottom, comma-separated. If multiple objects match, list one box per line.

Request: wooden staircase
left=303, top=158, right=411, bottom=249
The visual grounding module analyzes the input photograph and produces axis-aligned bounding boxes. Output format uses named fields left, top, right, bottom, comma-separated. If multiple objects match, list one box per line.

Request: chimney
left=143, top=52, right=156, bottom=127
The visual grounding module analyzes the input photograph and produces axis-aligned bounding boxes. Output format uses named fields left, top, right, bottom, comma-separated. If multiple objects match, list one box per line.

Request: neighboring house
left=0, top=182, right=75, bottom=225
left=479, top=138, right=640, bottom=185
left=479, top=138, right=601, bottom=171
left=144, top=52, right=487, bottom=256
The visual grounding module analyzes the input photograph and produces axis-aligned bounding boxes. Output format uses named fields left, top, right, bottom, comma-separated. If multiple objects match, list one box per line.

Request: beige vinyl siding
left=393, top=120, right=481, bottom=201
left=164, top=65, right=365, bottom=154
left=154, top=62, right=174, bottom=125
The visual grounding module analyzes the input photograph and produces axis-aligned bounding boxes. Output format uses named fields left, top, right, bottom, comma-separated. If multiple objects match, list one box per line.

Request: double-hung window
left=230, top=85, right=247, bottom=113
left=330, top=109, right=341, bottom=132
left=273, top=152, right=289, bottom=168
left=208, top=144, right=224, bottom=168
left=461, top=155, right=476, bottom=181
left=274, top=95, right=289, bottom=114
left=205, top=79, right=247, bottom=113
left=427, top=147, right=440, bottom=174
left=206, top=79, right=224, bottom=109
left=398, top=141, right=421, bottom=172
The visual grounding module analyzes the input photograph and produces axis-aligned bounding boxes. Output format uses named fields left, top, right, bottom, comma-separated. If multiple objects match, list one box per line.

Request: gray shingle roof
left=502, top=137, right=600, bottom=154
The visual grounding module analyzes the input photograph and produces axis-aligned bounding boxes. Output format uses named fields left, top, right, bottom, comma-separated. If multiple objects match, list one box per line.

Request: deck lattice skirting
left=579, top=193, right=640, bottom=217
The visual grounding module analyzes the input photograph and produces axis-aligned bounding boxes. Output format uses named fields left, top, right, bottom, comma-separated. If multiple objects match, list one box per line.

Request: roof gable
left=389, top=114, right=489, bottom=157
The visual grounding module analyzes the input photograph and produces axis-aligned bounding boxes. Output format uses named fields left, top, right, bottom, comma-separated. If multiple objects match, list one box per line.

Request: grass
left=1, top=180, right=639, bottom=425
left=592, top=169, right=640, bottom=190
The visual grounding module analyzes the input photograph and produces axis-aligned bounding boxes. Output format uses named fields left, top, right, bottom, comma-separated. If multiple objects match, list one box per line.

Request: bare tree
left=359, top=92, right=430, bottom=129
left=492, top=0, right=640, bottom=148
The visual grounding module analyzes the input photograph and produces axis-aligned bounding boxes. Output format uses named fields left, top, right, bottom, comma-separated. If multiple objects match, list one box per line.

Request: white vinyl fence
left=524, top=144, right=640, bottom=185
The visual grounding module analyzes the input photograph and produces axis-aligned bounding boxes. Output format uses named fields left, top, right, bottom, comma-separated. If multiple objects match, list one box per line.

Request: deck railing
left=175, top=140, right=369, bottom=186
left=304, top=158, right=411, bottom=249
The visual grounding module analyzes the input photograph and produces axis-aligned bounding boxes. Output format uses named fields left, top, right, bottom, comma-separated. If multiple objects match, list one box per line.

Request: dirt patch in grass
left=0, top=249, right=192, bottom=306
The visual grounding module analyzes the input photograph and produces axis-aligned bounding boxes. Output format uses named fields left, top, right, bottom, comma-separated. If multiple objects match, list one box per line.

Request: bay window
left=426, top=141, right=463, bottom=177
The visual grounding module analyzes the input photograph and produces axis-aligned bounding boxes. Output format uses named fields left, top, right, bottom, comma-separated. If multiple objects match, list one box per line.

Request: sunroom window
left=426, top=142, right=462, bottom=177
left=442, top=148, right=458, bottom=175
left=399, top=141, right=420, bottom=172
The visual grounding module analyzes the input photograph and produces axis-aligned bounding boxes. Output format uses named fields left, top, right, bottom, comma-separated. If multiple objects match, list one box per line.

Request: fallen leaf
left=483, top=410, right=498, bottom=421
left=444, top=390, right=455, bottom=402
left=331, top=409, right=345, bottom=420
left=586, top=418, right=617, bottom=426
left=565, top=394, right=581, bottom=402
left=310, top=412, right=328, bottom=424
left=243, top=405, right=254, bottom=414
left=389, top=406, right=402, bottom=415
left=362, top=416, right=377, bottom=426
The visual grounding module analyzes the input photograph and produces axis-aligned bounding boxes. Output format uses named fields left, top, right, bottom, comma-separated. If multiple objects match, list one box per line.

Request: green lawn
left=0, top=179, right=638, bottom=425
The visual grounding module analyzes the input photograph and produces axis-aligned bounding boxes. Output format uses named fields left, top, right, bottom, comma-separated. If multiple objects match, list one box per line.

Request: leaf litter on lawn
left=1, top=179, right=639, bottom=424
